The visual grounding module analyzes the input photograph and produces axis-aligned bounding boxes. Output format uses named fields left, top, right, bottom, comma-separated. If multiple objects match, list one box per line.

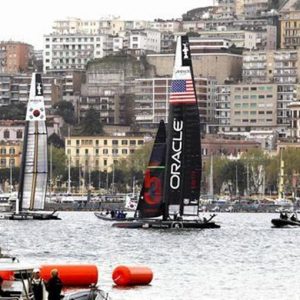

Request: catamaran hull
left=0, top=211, right=60, bottom=220
left=112, top=220, right=220, bottom=229
left=271, top=218, right=300, bottom=228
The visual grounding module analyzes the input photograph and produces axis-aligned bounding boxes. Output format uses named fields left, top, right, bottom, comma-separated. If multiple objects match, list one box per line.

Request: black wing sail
left=164, top=35, right=201, bottom=218
left=136, top=120, right=166, bottom=218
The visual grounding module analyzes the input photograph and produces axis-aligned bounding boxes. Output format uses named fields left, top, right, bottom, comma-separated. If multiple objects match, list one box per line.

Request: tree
left=49, top=146, right=66, bottom=179
left=53, top=101, right=76, bottom=125
left=48, top=133, right=65, bottom=148
left=0, top=103, right=26, bottom=120
left=79, top=108, right=104, bottom=136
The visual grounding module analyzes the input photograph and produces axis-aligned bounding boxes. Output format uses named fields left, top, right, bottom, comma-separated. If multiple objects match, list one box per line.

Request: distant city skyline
left=0, top=0, right=212, bottom=49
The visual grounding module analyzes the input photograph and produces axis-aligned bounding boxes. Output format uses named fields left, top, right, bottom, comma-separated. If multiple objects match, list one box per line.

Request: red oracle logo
left=144, top=169, right=162, bottom=205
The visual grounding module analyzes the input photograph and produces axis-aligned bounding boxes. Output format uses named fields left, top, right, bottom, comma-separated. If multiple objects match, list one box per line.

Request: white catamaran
left=6, top=73, right=59, bottom=220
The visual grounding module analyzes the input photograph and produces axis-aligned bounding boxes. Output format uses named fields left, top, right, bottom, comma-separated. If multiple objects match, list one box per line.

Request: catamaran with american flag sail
left=113, top=35, right=220, bottom=229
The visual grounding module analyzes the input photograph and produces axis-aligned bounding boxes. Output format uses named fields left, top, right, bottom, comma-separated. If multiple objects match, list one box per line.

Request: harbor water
left=0, top=212, right=299, bottom=300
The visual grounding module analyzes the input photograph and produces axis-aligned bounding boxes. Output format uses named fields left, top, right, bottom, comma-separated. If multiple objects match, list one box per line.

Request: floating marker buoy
left=40, top=264, right=98, bottom=287
left=112, top=266, right=153, bottom=286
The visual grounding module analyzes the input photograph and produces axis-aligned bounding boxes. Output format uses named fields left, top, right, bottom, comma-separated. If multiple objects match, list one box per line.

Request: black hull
left=271, top=218, right=300, bottom=228
left=112, top=219, right=220, bottom=229
left=1, top=211, right=60, bottom=220
left=94, top=212, right=134, bottom=222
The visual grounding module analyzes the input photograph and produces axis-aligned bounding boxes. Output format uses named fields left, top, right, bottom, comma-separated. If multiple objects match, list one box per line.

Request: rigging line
left=30, top=121, right=39, bottom=210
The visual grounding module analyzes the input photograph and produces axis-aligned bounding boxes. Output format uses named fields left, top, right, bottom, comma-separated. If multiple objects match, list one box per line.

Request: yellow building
left=280, top=11, right=300, bottom=49
left=65, top=135, right=147, bottom=172
left=0, top=141, right=22, bottom=169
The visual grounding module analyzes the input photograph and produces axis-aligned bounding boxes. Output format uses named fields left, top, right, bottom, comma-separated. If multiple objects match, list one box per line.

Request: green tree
left=48, top=133, right=65, bottom=148
left=49, top=146, right=66, bottom=179
left=79, top=108, right=103, bottom=136
left=0, top=103, right=26, bottom=120
left=53, top=101, right=76, bottom=125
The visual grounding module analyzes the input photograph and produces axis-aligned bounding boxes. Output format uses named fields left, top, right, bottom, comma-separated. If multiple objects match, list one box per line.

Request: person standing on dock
left=45, top=269, right=63, bottom=300
left=31, top=268, right=44, bottom=300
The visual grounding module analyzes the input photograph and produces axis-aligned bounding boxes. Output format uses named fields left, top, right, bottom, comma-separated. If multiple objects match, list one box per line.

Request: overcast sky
left=0, top=0, right=212, bottom=49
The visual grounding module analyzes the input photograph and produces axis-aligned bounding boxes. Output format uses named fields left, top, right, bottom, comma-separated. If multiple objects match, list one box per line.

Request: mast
left=163, top=35, right=201, bottom=219
left=67, top=126, right=71, bottom=194
left=49, top=143, right=53, bottom=202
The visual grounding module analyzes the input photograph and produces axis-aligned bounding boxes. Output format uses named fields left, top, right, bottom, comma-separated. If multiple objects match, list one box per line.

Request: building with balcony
left=65, top=134, right=146, bottom=172
left=134, top=77, right=217, bottom=131
left=280, top=10, right=300, bottom=49
left=43, top=33, right=113, bottom=72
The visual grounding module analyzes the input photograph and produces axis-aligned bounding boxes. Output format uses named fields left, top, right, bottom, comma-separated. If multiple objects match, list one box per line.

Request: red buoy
left=0, top=271, right=14, bottom=280
left=112, top=266, right=153, bottom=286
left=40, top=264, right=98, bottom=287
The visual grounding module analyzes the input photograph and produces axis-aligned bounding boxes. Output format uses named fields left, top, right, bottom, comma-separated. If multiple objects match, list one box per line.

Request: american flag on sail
left=169, top=79, right=196, bottom=104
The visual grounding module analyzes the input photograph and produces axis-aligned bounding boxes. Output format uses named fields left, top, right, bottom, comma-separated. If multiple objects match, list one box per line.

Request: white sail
left=19, top=73, right=47, bottom=211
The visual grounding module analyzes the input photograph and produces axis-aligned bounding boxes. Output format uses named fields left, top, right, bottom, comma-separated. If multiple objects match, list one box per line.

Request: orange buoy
left=0, top=271, right=14, bottom=280
left=40, top=264, right=98, bottom=287
left=112, top=266, right=153, bottom=286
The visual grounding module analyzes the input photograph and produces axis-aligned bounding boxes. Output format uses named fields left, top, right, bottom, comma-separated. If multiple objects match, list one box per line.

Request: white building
left=150, top=21, right=181, bottom=33
left=43, top=34, right=113, bottom=72
left=129, top=30, right=161, bottom=53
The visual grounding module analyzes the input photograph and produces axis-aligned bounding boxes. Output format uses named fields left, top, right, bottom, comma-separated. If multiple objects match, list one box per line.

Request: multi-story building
left=65, top=134, right=146, bottom=172
left=0, top=42, right=33, bottom=74
left=134, top=77, right=217, bottom=130
left=215, top=85, right=231, bottom=131
left=230, top=83, right=277, bottom=132
left=129, top=30, right=161, bottom=53
left=0, top=73, right=62, bottom=109
left=0, top=141, right=22, bottom=169
left=244, top=0, right=269, bottom=18
left=214, top=0, right=236, bottom=18
left=149, top=20, right=181, bottom=33
left=280, top=10, right=300, bottom=49
left=43, top=33, right=113, bottom=72
left=289, top=101, right=300, bottom=142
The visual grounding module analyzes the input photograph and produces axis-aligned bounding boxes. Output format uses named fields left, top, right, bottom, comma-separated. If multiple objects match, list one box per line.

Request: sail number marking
left=144, top=169, right=161, bottom=205
left=170, top=119, right=183, bottom=190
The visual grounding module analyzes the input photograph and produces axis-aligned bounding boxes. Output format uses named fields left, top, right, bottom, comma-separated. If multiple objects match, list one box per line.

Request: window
left=67, top=140, right=71, bottom=145
left=85, top=149, right=89, bottom=155
left=9, top=148, right=15, bottom=155
left=138, top=140, right=144, bottom=145
left=112, top=140, right=118, bottom=145
left=0, top=159, right=6, bottom=167
left=121, top=140, right=128, bottom=145
left=76, top=140, right=80, bottom=146
left=104, top=159, right=107, bottom=166
left=122, top=149, right=128, bottom=154
left=96, top=149, right=99, bottom=155
left=3, top=130, right=9, bottom=139
left=16, top=130, right=22, bottom=139
left=103, top=149, right=108, bottom=154
left=130, top=140, right=136, bottom=145
left=112, top=149, right=118, bottom=155
left=76, top=149, right=80, bottom=155
left=0, top=148, right=6, bottom=155
left=104, top=140, right=107, bottom=145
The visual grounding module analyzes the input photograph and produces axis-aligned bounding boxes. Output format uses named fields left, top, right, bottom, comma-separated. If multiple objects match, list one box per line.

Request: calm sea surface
left=0, top=212, right=299, bottom=300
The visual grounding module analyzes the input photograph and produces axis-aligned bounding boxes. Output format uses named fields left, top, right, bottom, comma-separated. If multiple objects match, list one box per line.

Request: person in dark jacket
left=31, top=268, right=44, bottom=300
left=45, top=269, right=63, bottom=300
left=0, top=276, right=10, bottom=297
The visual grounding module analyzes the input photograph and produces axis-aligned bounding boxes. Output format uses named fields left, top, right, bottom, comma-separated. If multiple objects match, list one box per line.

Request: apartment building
left=0, top=141, right=22, bottom=169
left=149, top=20, right=181, bottom=33
left=0, top=73, right=62, bottom=109
left=244, top=0, right=269, bottom=18
left=289, top=101, right=300, bottom=142
left=65, top=135, right=146, bottom=172
left=0, top=42, right=33, bottom=74
left=280, top=10, right=300, bottom=49
left=230, top=83, right=277, bottom=131
left=134, top=77, right=217, bottom=130
left=43, top=33, right=113, bottom=72
left=129, top=30, right=161, bottom=53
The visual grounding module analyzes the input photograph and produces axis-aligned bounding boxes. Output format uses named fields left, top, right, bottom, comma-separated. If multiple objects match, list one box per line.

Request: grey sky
left=0, top=0, right=212, bottom=49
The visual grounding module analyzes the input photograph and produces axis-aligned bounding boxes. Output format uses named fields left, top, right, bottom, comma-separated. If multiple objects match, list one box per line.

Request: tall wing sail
left=18, top=73, right=48, bottom=211
left=164, top=35, right=201, bottom=217
left=136, top=120, right=166, bottom=218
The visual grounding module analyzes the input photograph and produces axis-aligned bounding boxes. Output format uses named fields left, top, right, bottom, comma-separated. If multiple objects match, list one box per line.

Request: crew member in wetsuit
left=45, top=269, right=63, bottom=300
left=290, top=214, right=297, bottom=221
